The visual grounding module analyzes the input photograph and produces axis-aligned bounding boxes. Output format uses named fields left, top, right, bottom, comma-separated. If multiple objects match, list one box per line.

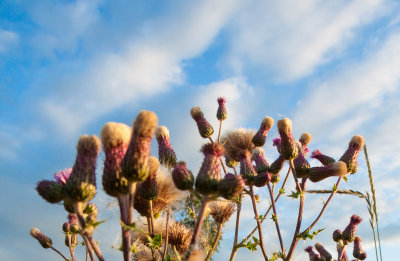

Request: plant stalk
left=162, top=206, right=171, bottom=260
left=50, top=246, right=69, bottom=261
left=229, top=192, right=243, bottom=261
left=205, top=223, right=223, bottom=261
left=249, top=185, right=268, bottom=260
left=267, top=182, right=285, bottom=255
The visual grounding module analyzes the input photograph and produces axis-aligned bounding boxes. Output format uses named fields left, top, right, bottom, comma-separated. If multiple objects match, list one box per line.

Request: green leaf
left=146, top=233, right=163, bottom=250
left=120, top=220, right=137, bottom=231
left=288, top=190, right=300, bottom=199
left=91, top=218, right=108, bottom=228
left=258, top=214, right=264, bottom=220
left=298, top=228, right=325, bottom=240
left=343, top=176, right=348, bottom=182
left=279, top=188, right=285, bottom=195
left=332, top=184, right=337, bottom=191
left=271, top=213, right=278, bottom=222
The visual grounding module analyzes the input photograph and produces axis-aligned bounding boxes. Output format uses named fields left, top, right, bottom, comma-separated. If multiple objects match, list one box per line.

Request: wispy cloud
left=0, top=28, right=18, bottom=52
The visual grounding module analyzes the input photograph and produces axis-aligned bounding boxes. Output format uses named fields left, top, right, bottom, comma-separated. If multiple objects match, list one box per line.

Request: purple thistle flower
left=311, top=149, right=336, bottom=166
left=54, top=168, right=72, bottom=186
left=353, top=236, right=367, bottom=260
left=252, top=116, right=274, bottom=147
left=342, top=214, right=362, bottom=243
left=218, top=173, right=244, bottom=200
left=239, top=150, right=257, bottom=186
left=156, top=126, right=177, bottom=168
left=277, top=118, right=298, bottom=160
left=339, top=135, right=364, bottom=174
left=293, top=143, right=310, bottom=178
left=216, top=97, right=227, bottom=121
left=251, top=147, right=270, bottom=174
left=305, top=246, right=321, bottom=261
left=172, top=161, right=194, bottom=191
left=191, top=107, right=214, bottom=138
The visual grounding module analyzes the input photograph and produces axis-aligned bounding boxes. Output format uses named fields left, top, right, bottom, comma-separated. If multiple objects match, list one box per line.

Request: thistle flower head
left=253, top=172, right=271, bottom=187
left=293, top=142, right=311, bottom=178
left=216, top=97, right=227, bottom=121
left=311, top=149, right=336, bottom=166
left=121, top=111, right=158, bottom=182
left=308, top=161, right=347, bottom=183
left=65, top=135, right=100, bottom=203
left=209, top=200, right=236, bottom=224
left=332, top=229, right=342, bottom=242
left=30, top=228, right=52, bottom=249
left=138, top=156, right=160, bottom=200
left=339, top=135, right=365, bottom=174
left=239, top=150, right=258, bottom=185
left=191, top=106, right=214, bottom=138
left=54, top=168, right=72, bottom=186
left=168, top=222, right=192, bottom=253
left=273, top=137, right=281, bottom=153
left=134, top=167, right=185, bottom=216
left=195, top=142, right=224, bottom=197
left=223, top=129, right=255, bottom=161
left=101, top=122, right=131, bottom=197
left=353, top=236, right=367, bottom=260
left=251, top=147, right=270, bottom=173
left=155, top=126, right=177, bottom=168
left=65, top=234, right=78, bottom=248
left=218, top=173, right=244, bottom=200
left=277, top=118, right=298, bottom=160
left=172, top=161, right=194, bottom=191
left=36, top=180, right=64, bottom=204
left=252, top=116, right=274, bottom=147
left=304, top=246, right=321, bottom=261
left=299, top=132, right=312, bottom=148
left=269, top=155, right=285, bottom=175
left=342, top=214, right=362, bottom=243
left=315, top=242, right=332, bottom=261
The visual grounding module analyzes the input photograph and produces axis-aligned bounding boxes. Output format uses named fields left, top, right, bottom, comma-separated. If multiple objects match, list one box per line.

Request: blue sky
left=1, top=0, right=400, bottom=260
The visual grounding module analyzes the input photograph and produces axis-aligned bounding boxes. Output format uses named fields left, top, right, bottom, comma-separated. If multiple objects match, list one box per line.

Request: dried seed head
left=342, top=214, right=362, bottom=243
left=209, top=200, right=236, bottom=224
left=353, top=236, right=367, bottom=260
left=305, top=246, right=321, bottom=261
left=315, top=242, right=332, bottom=261
left=332, top=229, right=342, bottom=242
left=30, top=228, right=52, bottom=249
left=172, top=161, right=194, bottom=191
left=101, top=122, right=131, bottom=197
left=195, top=143, right=224, bottom=197
left=223, top=129, right=255, bottom=162
left=218, top=173, right=244, bottom=200
left=168, top=222, right=192, bottom=253
left=299, top=132, right=312, bottom=148
left=252, top=116, right=274, bottom=147
left=308, top=161, right=347, bottom=183
left=191, top=106, right=214, bottom=138
left=339, top=135, right=365, bottom=174
left=122, top=111, right=158, bottom=182
left=277, top=118, right=298, bottom=160
left=252, top=147, right=270, bottom=173
left=65, top=135, right=100, bottom=203
left=156, top=126, right=177, bottom=168
left=36, top=180, right=64, bottom=204
left=216, top=97, right=227, bottom=121
left=311, top=149, right=336, bottom=166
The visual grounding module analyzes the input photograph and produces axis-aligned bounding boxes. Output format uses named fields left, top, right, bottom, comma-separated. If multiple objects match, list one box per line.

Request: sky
left=1, top=0, right=400, bottom=260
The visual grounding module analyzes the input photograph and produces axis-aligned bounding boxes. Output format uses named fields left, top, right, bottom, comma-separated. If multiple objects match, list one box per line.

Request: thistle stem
left=286, top=178, right=306, bottom=261
left=249, top=186, right=268, bottom=260
left=67, top=235, right=76, bottom=261
left=50, top=246, right=69, bottom=261
left=186, top=197, right=210, bottom=259
left=218, top=120, right=223, bottom=143
left=229, top=192, right=243, bottom=261
left=118, top=195, right=131, bottom=261
left=205, top=223, right=223, bottom=261
left=82, top=234, right=95, bottom=261
left=267, top=182, right=285, bottom=255
left=289, top=159, right=302, bottom=193
left=162, top=206, right=171, bottom=261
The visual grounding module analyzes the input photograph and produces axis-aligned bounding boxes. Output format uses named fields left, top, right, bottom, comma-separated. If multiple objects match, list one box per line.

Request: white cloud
left=0, top=28, right=18, bottom=52
left=224, top=0, right=389, bottom=81
left=38, top=0, right=242, bottom=135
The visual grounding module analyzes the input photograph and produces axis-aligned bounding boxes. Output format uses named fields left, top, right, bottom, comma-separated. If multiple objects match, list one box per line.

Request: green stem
left=229, top=192, right=243, bottom=261
left=249, top=186, right=268, bottom=260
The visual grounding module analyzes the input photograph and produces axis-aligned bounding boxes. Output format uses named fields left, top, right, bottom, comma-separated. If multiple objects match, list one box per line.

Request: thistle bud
left=332, top=229, right=342, bottom=242
left=252, top=116, right=274, bottom=147
left=216, top=97, right=227, bottom=121
left=342, top=214, right=362, bottom=243
left=273, top=137, right=281, bottom=153
left=36, top=180, right=64, bottom=204
left=277, top=118, right=298, bottom=160
left=305, top=246, right=321, bottom=261
left=195, top=143, right=224, bottom=197
left=253, top=172, right=270, bottom=187
left=155, top=126, right=177, bottom=168
left=225, top=156, right=238, bottom=169
left=138, top=156, right=160, bottom=200
left=270, top=173, right=280, bottom=183
left=191, top=107, right=214, bottom=138
left=65, top=234, right=78, bottom=248
left=315, top=242, right=332, bottom=261
left=70, top=223, right=80, bottom=234
left=30, top=228, right=52, bottom=249
left=251, top=147, right=270, bottom=173
left=65, top=135, right=100, bottom=203
left=218, top=173, right=244, bottom=200
left=339, top=135, right=364, bottom=174
left=293, top=142, right=310, bottom=178
left=62, top=222, right=70, bottom=233
left=308, top=161, right=347, bottom=183
left=311, top=150, right=336, bottom=166
left=269, top=155, right=285, bottom=175
left=101, top=122, right=131, bottom=197
left=172, top=161, right=194, bottom=191
left=121, top=111, right=158, bottom=182
left=83, top=203, right=98, bottom=216
left=353, top=236, right=367, bottom=260
left=239, top=150, right=257, bottom=185
left=54, top=168, right=72, bottom=186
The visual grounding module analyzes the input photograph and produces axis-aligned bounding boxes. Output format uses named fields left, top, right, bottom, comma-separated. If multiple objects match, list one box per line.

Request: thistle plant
left=31, top=96, right=380, bottom=261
